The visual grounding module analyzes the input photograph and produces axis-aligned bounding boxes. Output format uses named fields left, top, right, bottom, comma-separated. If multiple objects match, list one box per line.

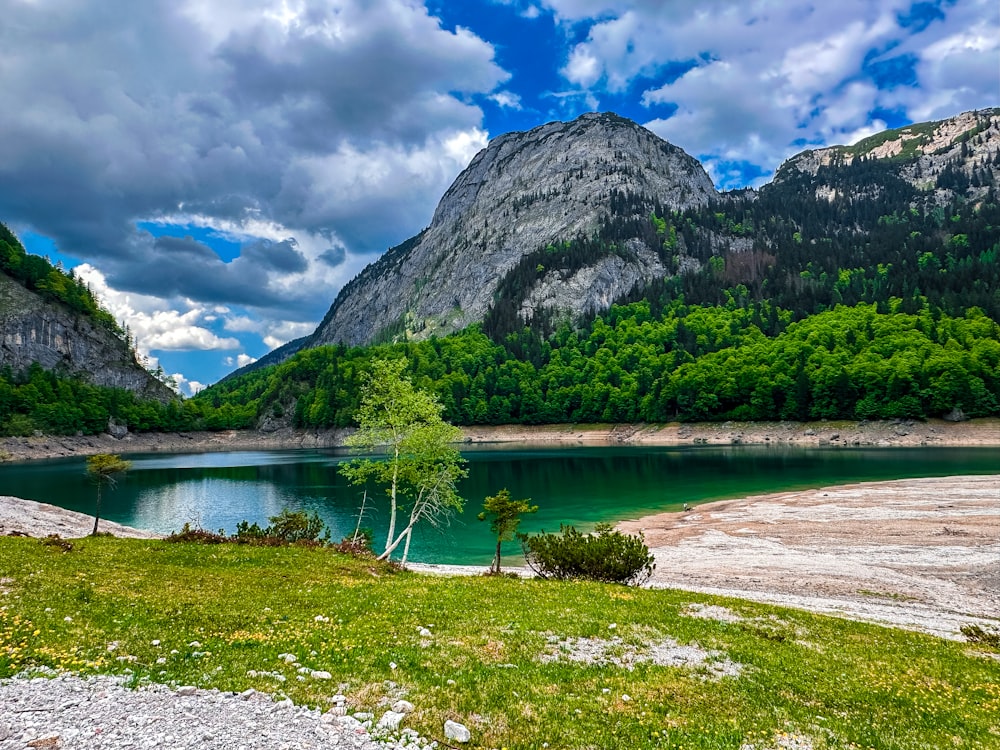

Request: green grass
left=2, top=537, right=998, bottom=749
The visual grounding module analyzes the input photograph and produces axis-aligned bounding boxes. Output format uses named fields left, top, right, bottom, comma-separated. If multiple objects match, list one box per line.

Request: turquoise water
left=1, top=445, right=997, bottom=564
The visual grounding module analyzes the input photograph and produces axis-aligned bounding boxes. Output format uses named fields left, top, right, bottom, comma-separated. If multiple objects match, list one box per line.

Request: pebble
left=0, top=673, right=438, bottom=750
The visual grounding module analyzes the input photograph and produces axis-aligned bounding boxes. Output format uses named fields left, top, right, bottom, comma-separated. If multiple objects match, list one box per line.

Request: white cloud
left=543, top=0, right=999, bottom=185
left=489, top=91, right=524, bottom=110
left=223, top=353, right=259, bottom=368
left=263, top=321, right=316, bottom=350
left=170, top=373, right=206, bottom=397
left=0, top=0, right=510, bottom=359
left=75, top=264, right=239, bottom=353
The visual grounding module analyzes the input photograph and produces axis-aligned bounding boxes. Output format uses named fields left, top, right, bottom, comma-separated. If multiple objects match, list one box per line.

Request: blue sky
left=1, top=0, right=997, bottom=393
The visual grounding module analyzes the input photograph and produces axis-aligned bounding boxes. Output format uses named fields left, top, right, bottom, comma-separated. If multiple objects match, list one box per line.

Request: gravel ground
left=0, top=497, right=161, bottom=539
left=0, top=673, right=437, bottom=750
left=620, top=474, right=1000, bottom=640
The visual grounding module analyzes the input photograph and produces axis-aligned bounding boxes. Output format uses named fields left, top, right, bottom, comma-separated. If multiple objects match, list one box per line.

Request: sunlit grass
left=1, top=537, right=998, bottom=749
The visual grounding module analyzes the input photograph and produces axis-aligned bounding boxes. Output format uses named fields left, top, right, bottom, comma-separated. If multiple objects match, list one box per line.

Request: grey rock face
left=0, top=273, right=172, bottom=401
left=520, top=239, right=664, bottom=322
left=775, top=108, right=1000, bottom=201
left=314, top=112, right=716, bottom=346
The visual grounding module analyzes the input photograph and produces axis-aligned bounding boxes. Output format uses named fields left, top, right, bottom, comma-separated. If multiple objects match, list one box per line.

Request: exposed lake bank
left=2, top=417, right=998, bottom=462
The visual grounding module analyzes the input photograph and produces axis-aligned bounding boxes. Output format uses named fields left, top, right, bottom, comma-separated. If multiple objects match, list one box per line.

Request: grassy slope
left=1, top=537, right=998, bottom=749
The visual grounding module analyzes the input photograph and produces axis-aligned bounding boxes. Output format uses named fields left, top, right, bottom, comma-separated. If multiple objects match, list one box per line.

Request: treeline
left=0, top=363, right=254, bottom=437
left=198, top=301, right=1000, bottom=427
left=0, top=223, right=122, bottom=338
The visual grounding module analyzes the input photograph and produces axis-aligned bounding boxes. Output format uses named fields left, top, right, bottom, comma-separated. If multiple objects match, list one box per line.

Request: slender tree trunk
left=493, top=539, right=502, bottom=574
left=400, top=528, right=413, bottom=567
left=92, top=483, right=103, bottom=536
left=352, top=490, right=368, bottom=544
left=385, top=443, right=399, bottom=555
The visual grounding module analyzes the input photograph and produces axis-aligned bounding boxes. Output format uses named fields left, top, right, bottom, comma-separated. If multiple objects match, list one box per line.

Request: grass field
left=1, top=536, right=998, bottom=749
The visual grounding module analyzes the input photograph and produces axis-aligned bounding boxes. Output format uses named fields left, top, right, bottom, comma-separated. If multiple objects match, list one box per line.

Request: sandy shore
left=1, top=418, right=998, bottom=462
left=619, top=474, right=1000, bottom=640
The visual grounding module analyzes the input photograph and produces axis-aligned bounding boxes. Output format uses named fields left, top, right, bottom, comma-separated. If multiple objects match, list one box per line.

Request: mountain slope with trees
left=200, top=108, right=1000, bottom=429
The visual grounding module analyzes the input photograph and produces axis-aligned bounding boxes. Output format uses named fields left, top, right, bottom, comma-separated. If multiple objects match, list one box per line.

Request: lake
left=2, top=444, right=998, bottom=564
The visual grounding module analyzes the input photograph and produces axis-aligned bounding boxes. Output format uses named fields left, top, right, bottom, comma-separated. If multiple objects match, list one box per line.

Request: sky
left=1, top=0, right=997, bottom=394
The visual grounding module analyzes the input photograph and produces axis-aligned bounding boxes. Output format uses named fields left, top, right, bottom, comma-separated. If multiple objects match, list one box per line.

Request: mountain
left=312, top=112, right=716, bottom=348
left=0, top=225, right=173, bottom=402
left=200, top=107, right=1000, bottom=428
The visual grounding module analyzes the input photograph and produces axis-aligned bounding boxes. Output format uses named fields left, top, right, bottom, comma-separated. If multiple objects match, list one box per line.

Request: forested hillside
left=199, top=115, right=1000, bottom=429
left=198, top=302, right=1000, bottom=427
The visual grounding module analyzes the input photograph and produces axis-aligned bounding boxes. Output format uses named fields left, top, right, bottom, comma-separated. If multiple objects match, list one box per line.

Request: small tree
left=340, top=358, right=467, bottom=564
left=478, top=488, right=537, bottom=574
left=86, top=453, right=131, bottom=535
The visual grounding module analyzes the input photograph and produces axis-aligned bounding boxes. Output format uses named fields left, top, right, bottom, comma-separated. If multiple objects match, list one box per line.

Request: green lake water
left=1, top=445, right=997, bottom=564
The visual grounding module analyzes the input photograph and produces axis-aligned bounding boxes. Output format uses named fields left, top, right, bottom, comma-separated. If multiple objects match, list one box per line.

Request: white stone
left=391, top=699, right=415, bottom=714
left=176, top=686, right=197, bottom=696
left=621, top=694, right=631, bottom=702
left=376, top=710, right=405, bottom=732
left=310, top=670, right=332, bottom=680
left=444, top=720, right=471, bottom=743
left=418, top=627, right=432, bottom=637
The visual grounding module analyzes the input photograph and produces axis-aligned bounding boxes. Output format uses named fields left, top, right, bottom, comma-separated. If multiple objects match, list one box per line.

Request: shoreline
left=1, top=417, right=998, bottom=463
left=3, top=472, right=999, bottom=640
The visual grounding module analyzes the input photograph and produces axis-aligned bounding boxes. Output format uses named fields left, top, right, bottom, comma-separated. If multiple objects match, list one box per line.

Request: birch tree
left=340, top=358, right=466, bottom=563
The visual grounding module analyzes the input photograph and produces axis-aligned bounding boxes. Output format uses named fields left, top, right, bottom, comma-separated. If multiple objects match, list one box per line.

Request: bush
left=171, top=510, right=332, bottom=547
left=267, top=509, right=330, bottom=543
left=961, top=623, right=1000, bottom=649
left=519, top=522, right=655, bottom=586
left=333, top=527, right=374, bottom=557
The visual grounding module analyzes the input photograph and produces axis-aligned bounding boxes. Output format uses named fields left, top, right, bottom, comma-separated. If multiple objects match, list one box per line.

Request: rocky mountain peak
left=312, top=112, right=716, bottom=347
left=774, top=108, right=1000, bottom=202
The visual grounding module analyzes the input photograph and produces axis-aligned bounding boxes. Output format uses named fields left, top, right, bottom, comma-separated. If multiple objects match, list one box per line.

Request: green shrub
left=519, top=522, right=655, bottom=586
left=235, top=509, right=330, bottom=545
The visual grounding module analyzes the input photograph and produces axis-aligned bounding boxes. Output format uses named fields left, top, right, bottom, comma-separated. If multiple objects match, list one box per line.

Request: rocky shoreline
left=1, top=417, right=998, bottom=463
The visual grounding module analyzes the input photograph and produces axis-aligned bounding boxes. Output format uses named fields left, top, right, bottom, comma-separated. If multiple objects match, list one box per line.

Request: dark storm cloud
left=318, top=248, right=347, bottom=268
left=103, top=232, right=318, bottom=319
left=0, top=0, right=506, bottom=309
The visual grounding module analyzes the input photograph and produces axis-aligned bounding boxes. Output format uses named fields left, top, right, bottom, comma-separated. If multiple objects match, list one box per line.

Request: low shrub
left=961, top=623, right=1000, bottom=649
left=170, top=510, right=332, bottom=548
left=519, top=522, right=655, bottom=586
left=167, top=524, right=228, bottom=544
left=332, top=527, right=375, bottom=557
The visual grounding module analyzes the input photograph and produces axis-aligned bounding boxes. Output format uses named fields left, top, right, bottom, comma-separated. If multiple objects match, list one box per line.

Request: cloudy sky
left=1, top=0, right=996, bottom=393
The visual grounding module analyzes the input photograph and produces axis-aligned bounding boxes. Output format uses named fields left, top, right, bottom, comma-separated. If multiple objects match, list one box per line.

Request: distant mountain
left=220, top=107, right=999, bottom=386
left=0, top=225, right=173, bottom=401
left=312, top=112, right=716, bottom=348
left=201, top=108, right=1000, bottom=428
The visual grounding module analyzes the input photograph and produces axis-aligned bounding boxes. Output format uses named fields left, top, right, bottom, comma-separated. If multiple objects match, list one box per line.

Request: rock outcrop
left=313, top=112, right=716, bottom=347
left=774, top=107, right=1000, bottom=201
left=0, top=272, right=172, bottom=400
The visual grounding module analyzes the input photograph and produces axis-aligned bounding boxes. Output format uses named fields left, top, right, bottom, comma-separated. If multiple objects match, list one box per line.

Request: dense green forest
left=0, top=363, right=250, bottom=437
left=198, top=301, right=1000, bottom=427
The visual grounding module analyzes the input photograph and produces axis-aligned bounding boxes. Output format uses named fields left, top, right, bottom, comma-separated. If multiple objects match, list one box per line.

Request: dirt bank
left=619, top=474, right=1000, bottom=640
left=1, top=418, right=998, bottom=462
